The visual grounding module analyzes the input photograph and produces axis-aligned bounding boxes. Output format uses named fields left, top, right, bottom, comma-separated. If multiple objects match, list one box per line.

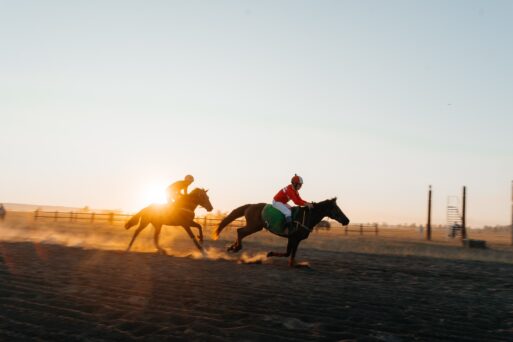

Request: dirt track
left=1, top=240, right=512, bottom=341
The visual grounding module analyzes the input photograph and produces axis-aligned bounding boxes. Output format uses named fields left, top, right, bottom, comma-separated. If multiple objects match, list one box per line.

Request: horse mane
left=313, top=197, right=337, bottom=210
left=172, top=188, right=207, bottom=209
left=189, top=188, right=206, bottom=196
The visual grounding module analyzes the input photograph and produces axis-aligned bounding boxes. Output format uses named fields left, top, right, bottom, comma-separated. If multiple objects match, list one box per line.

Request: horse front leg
left=267, top=238, right=293, bottom=258
left=288, top=239, right=301, bottom=267
left=182, top=225, right=203, bottom=251
left=189, top=221, right=203, bottom=244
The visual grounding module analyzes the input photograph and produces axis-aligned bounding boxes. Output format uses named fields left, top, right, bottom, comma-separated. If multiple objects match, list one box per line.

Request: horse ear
left=205, top=189, right=209, bottom=193
left=331, top=197, right=337, bottom=202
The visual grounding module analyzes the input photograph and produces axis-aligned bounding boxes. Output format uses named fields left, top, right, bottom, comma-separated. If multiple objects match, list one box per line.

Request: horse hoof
left=267, top=252, right=273, bottom=257
left=227, top=245, right=241, bottom=253
left=157, top=249, right=168, bottom=255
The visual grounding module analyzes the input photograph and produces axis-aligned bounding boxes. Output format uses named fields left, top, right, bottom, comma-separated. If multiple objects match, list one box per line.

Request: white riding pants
left=272, top=200, right=291, bottom=218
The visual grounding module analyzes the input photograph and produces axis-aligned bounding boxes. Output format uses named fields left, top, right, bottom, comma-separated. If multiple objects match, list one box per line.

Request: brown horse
left=125, top=188, right=213, bottom=253
left=213, top=198, right=349, bottom=267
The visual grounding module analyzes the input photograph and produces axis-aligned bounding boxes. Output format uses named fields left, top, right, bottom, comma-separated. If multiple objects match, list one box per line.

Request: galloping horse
left=125, top=188, right=213, bottom=253
left=213, top=198, right=349, bottom=267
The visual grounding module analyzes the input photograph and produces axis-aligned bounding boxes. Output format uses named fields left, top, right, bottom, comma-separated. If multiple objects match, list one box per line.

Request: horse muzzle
left=340, top=217, right=350, bottom=226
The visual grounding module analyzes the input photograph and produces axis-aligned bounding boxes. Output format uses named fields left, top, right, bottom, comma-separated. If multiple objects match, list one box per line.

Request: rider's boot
left=283, top=216, right=292, bottom=234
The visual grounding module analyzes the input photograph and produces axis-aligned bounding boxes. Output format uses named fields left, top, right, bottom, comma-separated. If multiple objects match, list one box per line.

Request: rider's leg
left=272, top=200, right=292, bottom=223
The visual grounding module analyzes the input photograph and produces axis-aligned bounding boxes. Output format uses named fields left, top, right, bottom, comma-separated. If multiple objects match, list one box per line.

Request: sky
left=1, top=0, right=512, bottom=227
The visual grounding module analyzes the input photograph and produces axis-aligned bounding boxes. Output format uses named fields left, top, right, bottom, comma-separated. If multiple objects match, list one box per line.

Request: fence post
left=203, top=216, right=207, bottom=230
left=345, top=225, right=348, bottom=235
left=35, top=209, right=39, bottom=220
left=109, top=212, right=114, bottom=224
left=69, top=211, right=73, bottom=222
left=461, top=186, right=467, bottom=241
left=360, top=224, right=363, bottom=235
left=427, top=185, right=432, bottom=241
left=91, top=213, right=95, bottom=223
left=375, top=223, right=378, bottom=236
left=54, top=211, right=58, bottom=221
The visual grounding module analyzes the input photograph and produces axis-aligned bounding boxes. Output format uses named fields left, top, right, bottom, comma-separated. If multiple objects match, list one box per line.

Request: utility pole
left=427, top=185, right=432, bottom=241
left=511, top=181, right=513, bottom=246
left=461, top=186, right=467, bottom=241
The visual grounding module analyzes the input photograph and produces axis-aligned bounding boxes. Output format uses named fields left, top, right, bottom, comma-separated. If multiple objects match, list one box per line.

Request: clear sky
left=1, top=0, right=512, bottom=227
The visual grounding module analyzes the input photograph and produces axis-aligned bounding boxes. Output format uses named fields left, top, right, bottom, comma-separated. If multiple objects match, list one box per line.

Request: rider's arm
left=286, top=186, right=307, bottom=206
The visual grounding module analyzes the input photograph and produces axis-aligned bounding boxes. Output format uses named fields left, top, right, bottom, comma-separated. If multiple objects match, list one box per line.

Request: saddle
left=261, top=205, right=303, bottom=237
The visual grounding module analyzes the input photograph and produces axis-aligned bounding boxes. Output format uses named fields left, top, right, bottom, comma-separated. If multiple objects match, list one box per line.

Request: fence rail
left=32, top=210, right=377, bottom=234
left=34, top=210, right=131, bottom=224
left=343, top=223, right=379, bottom=235
left=21, top=210, right=513, bottom=245
left=33, top=210, right=248, bottom=227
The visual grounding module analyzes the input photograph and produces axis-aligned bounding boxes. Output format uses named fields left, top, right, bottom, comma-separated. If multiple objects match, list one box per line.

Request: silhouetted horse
left=213, top=198, right=349, bottom=267
left=125, top=188, right=213, bottom=253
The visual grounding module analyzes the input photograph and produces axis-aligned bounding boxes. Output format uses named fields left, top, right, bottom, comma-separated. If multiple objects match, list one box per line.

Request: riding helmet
left=291, top=174, right=303, bottom=186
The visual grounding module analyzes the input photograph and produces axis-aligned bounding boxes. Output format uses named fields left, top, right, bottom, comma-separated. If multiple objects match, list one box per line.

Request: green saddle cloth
left=261, top=204, right=300, bottom=236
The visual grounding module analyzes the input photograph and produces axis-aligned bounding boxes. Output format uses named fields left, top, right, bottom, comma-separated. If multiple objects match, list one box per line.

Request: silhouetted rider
left=167, top=175, right=194, bottom=204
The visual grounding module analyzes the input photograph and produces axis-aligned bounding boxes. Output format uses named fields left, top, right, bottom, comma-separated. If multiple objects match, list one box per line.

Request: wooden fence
left=33, top=210, right=247, bottom=228
left=34, top=210, right=131, bottom=224
left=32, top=210, right=377, bottom=235
left=342, top=223, right=379, bottom=235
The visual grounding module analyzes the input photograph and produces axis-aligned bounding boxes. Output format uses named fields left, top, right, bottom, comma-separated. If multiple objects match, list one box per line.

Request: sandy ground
left=1, top=213, right=513, bottom=341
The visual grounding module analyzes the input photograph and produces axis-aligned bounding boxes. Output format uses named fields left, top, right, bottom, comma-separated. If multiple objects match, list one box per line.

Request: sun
left=141, top=183, right=168, bottom=205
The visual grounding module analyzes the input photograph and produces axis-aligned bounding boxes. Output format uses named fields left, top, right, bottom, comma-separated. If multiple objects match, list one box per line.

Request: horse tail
left=124, top=209, right=144, bottom=230
left=212, top=204, right=251, bottom=240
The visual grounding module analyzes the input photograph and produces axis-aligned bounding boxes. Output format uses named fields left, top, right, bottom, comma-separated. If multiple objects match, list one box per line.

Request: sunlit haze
left=1, top=1, right=512, bottom=227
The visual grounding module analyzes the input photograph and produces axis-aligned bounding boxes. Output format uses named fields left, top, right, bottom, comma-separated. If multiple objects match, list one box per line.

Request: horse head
left=316, top=197, right=350, bottom=226
left=189, top=188, right=213, bottom=212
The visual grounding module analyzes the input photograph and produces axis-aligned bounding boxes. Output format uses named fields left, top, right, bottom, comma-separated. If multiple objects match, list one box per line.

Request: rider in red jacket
left=272, top=174, right=313, bottom=227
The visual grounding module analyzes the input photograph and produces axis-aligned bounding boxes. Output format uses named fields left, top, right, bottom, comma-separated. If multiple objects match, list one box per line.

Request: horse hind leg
left=153, top=224, right=167, bottom=255
left=228, top=224, right=263, bottom=253
left=126, top=218, right=149, bottom=252
left=227, top=226, right=246, bottom=252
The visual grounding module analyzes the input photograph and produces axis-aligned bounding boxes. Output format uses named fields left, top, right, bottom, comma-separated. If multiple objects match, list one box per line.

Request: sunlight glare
left=141, top=183, right=168, bottom=205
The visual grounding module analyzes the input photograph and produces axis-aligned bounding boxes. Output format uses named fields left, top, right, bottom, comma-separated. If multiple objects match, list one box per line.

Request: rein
left=296, top=206, right=313, bottom=233
left=177, top=190, right=204, bottom=212
left=179, top=208, right=195, bottom=214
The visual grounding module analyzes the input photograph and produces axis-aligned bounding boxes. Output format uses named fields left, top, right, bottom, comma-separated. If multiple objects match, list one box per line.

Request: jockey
left=167, top=175, right=194, bottom=204
left=272, top=174, right=313, bottom=227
